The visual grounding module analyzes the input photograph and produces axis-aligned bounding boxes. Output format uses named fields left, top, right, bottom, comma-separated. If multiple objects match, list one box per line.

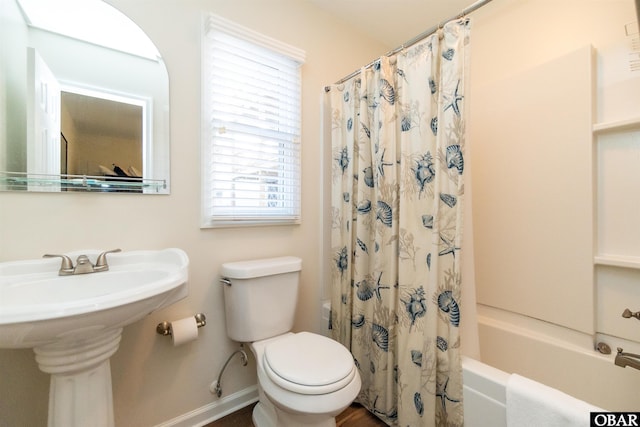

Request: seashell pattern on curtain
left=328, top=18, right=470, bottom=427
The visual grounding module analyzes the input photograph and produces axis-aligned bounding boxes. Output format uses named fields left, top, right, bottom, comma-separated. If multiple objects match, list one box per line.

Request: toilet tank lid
left=221, top=256, right=302, bottom=279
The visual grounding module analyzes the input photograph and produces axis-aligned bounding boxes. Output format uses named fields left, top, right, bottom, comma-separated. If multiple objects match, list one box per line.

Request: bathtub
left=462, top=356, right=509, bottom=427
left=478, top=305, right=639, bottom=411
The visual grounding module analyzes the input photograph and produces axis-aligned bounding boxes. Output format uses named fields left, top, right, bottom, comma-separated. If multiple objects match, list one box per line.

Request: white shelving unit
left=594, top=254, right=640, bottom=269
left=593, top=117, right=640, bottom=268
left=593, top=116, right=640, bottom=134
left=593, top=115, right=640, bottom=344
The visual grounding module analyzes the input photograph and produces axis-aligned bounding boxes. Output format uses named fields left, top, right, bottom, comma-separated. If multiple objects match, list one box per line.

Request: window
left=201, top=14, right=304, bottom=227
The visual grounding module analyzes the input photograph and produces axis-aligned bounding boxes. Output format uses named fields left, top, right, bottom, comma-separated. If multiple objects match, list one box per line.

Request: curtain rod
left=324, top=0, right=494, bottom=91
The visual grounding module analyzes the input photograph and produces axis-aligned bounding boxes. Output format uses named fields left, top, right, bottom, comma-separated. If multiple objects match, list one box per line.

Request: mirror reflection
left=61, top=90, right=144, bottom=190
left=0, top=0, right=170, bottom=193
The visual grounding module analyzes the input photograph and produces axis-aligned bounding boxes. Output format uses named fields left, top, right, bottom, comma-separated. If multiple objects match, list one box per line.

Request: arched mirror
left=0, top=0, right=170, bottom=193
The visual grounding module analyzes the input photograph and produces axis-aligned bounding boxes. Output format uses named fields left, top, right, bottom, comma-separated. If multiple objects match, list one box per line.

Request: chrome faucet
left=615, top=348, right=640, bottom=371
left=44, top=249, right=121, bottom=276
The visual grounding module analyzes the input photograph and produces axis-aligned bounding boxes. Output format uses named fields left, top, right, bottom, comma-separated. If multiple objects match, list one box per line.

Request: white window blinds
left=201, top=14, right=304, bottom=227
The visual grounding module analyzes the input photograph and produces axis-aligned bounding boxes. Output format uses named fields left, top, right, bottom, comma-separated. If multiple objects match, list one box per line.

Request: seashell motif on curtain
left=411, top=349, right=423, bottom=366
left=379, top=78, right=396, bottom=105
left=357, top=200, right=372, bottom=214
left=437, top=290, right=461, bottom=327
left=412, top=152, right=436, bottom=194
left=336, top=147, right=350, bottom=174
left=446, top=145, right=464, bottom=174
left=352, top=314, right=366, bottom=328
left=371, top=323, right=389, bottom=352
left=376, top=200, right=393, bottom=227
left=439, top=193, right=457, bottom=208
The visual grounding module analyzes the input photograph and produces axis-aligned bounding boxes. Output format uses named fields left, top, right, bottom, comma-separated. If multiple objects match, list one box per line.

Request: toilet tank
left=220, top=256, right=302, bottom=342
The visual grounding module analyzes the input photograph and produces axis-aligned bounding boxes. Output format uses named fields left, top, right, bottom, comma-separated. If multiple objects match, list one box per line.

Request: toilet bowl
left=220, top=257, right=362, bottom=427
left=250, top=332, right=361, bottom=427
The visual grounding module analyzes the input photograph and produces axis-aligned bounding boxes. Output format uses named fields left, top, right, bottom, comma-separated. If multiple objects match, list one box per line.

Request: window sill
left=200, top=217, right=301, bottom=229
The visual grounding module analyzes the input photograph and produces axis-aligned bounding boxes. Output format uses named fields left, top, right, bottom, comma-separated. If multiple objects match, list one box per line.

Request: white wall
left=0, top=1, right=388, bottom=426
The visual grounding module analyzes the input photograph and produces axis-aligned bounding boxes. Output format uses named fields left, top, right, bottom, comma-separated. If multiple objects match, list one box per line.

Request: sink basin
left=0, top=248, right=189, bottom=348
left=0, top=248, right=189, bottom=427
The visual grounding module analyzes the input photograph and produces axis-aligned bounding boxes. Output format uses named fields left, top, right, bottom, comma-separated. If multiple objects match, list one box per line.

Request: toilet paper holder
left=156, top=313, right=207, bottom=336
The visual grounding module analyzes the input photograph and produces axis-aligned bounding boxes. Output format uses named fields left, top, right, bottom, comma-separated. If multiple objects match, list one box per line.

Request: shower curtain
left=328, top=19, right=470, bottom=426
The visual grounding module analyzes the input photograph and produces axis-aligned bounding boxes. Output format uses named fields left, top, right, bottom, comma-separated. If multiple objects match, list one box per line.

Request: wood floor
left=205, top=402, right=388, bottom=427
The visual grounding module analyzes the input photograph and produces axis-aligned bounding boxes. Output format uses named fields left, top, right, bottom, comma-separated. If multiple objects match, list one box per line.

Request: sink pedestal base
left=33, top=328, right=123, bottom=427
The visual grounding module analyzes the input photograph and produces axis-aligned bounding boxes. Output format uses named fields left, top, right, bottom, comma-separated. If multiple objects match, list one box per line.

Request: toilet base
left=252, top=402, right=275, bottom=427
left=252, top=399, right=337, bottom=427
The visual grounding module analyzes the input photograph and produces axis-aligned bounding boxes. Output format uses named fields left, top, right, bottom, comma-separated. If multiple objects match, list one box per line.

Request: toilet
left=220, top=256, right=361, bottom=427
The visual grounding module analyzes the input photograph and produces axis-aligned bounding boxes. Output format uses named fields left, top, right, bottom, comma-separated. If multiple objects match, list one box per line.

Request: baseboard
left=154, top=385, right=259, bottom=427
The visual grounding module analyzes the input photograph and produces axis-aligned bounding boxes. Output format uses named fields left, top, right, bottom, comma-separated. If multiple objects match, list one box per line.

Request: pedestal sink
left=0, top=248, right=189, bottom=427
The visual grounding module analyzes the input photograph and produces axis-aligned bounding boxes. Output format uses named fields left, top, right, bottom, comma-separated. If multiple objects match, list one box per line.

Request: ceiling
left=306, top=0, right=482, bottom=48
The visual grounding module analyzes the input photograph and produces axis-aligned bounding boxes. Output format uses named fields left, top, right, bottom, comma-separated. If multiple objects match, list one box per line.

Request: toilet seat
left=263, top=332, right=356, bottom=395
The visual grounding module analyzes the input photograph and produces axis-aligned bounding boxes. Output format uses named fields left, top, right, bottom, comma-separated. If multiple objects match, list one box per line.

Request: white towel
left=506, top=374, right=604, bottom=427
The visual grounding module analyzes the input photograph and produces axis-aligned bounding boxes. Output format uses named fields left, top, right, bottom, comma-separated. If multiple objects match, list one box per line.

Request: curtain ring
left=436, top=21, right=445, bottom=40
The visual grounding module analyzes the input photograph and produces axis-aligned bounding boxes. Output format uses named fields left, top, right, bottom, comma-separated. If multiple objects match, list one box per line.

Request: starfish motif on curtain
left=443, top=80, right=463, bottom=116
left=377, top=149, right=394, bottom=177
left=438, top=234, right=460, bottom=258
left=436, top=376, right=460, bottom=413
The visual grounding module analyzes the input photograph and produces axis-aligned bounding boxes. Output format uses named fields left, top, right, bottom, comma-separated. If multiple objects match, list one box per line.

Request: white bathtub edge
left=462, top=356, right=508, bottom=427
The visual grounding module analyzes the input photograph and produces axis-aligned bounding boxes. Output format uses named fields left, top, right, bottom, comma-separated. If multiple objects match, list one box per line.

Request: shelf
left=593, top=116, right=640, bottom=133
left=0, top=171, right=166, bottom=193
left=594, top=254, right=640, bottom=269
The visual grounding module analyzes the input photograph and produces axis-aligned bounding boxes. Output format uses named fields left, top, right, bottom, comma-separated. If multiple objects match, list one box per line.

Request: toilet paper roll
left=170, top=317, right=198, bottom=346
